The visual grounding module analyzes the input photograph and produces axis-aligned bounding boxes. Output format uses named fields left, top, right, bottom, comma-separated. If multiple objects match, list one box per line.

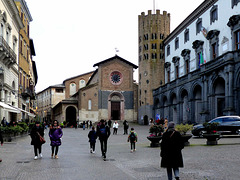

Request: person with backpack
left=127, top=128, right=138, bottom=152
left=88, top=126, right=97, bottom=153
left=96, top=119, right=110, bottom=160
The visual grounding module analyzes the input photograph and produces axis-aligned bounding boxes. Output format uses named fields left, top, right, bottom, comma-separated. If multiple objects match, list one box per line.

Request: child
left=128, top=128, right=138, bottom=152
left=88, top=126, right=97, bottom=153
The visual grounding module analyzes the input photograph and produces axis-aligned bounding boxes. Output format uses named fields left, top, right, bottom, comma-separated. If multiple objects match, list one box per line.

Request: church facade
left=52, top=55, right=138, bottom=124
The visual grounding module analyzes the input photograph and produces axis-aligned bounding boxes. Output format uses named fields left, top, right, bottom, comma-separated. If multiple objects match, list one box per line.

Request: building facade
left=0, top=0, right=24, bottom=122
left=52, top=71, right=93, bottom=125
left=15, top=0, right=36, bottom=122
left=51, top=55, right=138, bottom=125
left=36, top=84, right=65, bottom=124
left=153, top=0, right=240, bottom=124
left=138, top=10, right=170, bottom=124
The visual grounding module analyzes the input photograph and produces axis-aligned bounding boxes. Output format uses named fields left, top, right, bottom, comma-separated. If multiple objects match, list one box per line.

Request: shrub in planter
left=147, top=125, right=164, bottom=147
left=175, top=124, right=193, bottom=135
left=9, top=126, right=24, bottom=135
left=203, top=122, right=219, bottom=134
left=149, top=125, right=164, bottom=137
left=175, top=123, right=193, bottom=146
left=18, top=122, right=29, bottom=132
left=202, top=122, right=220, bottom=145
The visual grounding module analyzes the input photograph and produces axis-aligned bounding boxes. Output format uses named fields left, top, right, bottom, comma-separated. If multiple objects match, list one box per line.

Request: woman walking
left=30, top=121, right=44, bottom=160
left=160, top=122, right=184, bottom=180
left=49, top=120, right=63, bottom=159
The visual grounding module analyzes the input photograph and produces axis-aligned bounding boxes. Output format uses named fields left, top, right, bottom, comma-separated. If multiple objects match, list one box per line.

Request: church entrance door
left=111, top=101, right=120, bottom=120
left=66, top=106, right=77, bottom=127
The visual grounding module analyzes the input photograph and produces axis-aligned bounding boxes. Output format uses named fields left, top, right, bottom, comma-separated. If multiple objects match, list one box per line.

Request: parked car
left=192, top=116, right=240, bottom=137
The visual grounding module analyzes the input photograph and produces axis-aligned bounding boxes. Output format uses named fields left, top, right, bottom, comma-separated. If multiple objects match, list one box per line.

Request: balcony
left=21, top=88, right=34, bottom=99
left=0, top=36, right=16, bottom=67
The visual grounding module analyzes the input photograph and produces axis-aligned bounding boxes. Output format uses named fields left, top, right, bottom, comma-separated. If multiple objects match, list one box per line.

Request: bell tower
left=138, top=9, right=170, bottom=124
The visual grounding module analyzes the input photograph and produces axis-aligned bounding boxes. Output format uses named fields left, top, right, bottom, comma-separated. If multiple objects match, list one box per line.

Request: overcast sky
left=27, top=0, right=204, bottom=92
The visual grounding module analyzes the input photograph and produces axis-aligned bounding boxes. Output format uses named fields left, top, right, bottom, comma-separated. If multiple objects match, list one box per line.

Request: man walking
left=97, top=119, right=110, bottom=160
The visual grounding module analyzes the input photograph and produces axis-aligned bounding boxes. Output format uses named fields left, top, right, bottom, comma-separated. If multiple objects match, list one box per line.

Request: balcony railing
left=0, top=36, right=17, bottom=66
left=21, top=88, right=34, bottom=98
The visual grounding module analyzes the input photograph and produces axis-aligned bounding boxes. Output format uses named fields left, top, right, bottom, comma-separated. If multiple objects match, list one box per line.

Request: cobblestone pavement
left=0, top=123, right=240, bottom=180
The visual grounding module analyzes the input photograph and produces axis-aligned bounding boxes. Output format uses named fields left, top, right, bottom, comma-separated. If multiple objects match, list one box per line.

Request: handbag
left=37, top=132, right=46, bottom=144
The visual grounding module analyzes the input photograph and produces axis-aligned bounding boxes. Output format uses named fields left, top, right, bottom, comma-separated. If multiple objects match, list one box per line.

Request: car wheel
left=199, top=130, right=205, bottom=137
left=237, top=129, right=240, bottom=135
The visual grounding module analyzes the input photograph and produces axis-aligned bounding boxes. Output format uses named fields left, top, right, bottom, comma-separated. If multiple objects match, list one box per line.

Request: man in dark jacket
left=97, top=119, right=110, bottom=160
left=0, top=129, right=3, bottom=162
left=160, top=122, right=184, bottom=180
left=123, top=120, right=129, bottom=135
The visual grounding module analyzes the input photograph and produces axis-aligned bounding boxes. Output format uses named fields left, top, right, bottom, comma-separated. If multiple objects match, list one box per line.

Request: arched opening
left=163, top=96, right=168, bottom=119
left=193, top=85, right=202, bottom=124
left=108, top=92, right=124, bottom=120
left=66, top=106, right=77, bottom=127
left=213, top=77, right=225, bottom=117
left=170, top=93, right=177, bottom=123
left=144, top=115, right=149, bottom=125
left=180, top=89, right=189, bottom=123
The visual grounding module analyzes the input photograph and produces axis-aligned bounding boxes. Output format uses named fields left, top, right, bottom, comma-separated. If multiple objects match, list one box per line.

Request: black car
left=192, top=116, right=240, bottom=137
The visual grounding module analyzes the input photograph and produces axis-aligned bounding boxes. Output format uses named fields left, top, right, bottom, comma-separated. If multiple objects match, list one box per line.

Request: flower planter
left=203, top=134, right=220, bottom=145
left=181, top=134, right=192, bottom=146
left=2, top=133, right=13, bottom=142
left=147, top=136, right=162, bottom=147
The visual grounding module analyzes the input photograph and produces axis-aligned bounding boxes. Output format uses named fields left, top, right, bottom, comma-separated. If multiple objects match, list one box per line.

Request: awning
left=28, top=112, right=36, bottom=117
left=0, top=102, right=20, bottom=113
left=14, top=107, right=36, bottom=118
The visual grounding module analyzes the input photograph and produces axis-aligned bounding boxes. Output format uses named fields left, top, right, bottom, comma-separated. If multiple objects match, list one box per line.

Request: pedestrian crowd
left=0, top=117, right=184, bottom=180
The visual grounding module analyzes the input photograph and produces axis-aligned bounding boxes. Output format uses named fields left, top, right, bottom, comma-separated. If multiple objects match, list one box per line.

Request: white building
left=153, top=0, right=240, bottom=124
left=0, top=0, right=24, bottom=122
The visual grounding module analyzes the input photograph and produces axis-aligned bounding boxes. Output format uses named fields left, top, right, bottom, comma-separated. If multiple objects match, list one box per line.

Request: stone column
left=225, top=66, right=229, bottom=112
left=228, top=66, right=234, bottom=113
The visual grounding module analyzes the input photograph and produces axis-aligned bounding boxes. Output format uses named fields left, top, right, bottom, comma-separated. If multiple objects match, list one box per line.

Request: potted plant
left=1, top=126, right=13, bottom=142
left=202, top=122, right=220, bottom=145
left=60, top=122, right=64, bottom=128
left=175, top=123, right=193, bottom=146
left=147, top=125, right=164, bottom=147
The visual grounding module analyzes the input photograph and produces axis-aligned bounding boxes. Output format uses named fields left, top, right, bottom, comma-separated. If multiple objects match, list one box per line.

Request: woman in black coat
left=160, top=122, right=184, bottom=180
left=0, top=129, right=3, bottom=162
left=30, top=121, right=44, bottom=160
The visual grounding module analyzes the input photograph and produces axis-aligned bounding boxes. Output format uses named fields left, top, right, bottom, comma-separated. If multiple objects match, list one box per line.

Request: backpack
left=99, top=127, right=106, bottom=135
left=129, top=132, right=136, bottom=141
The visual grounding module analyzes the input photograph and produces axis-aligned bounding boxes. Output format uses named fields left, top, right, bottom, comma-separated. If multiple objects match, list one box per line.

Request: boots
left=175, top=177, right=180, bottom=180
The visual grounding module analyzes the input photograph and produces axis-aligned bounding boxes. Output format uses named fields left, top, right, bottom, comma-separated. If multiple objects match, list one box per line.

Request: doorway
left=111, top=101, right=120, bottom=120
left=66, top=106, right=76, bottom=127
left=144, top=115, right=149, bottom=125
left=217, top=98, right=225, bottom=116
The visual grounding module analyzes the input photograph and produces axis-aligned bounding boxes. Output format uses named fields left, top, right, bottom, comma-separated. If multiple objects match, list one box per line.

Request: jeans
left=90, top=142, right=96, bottom=151
left=100, top=139, right=108, bottom=157
left=51, top=146, right=59, bottom=155
left=113, top=128, right=118, bottom=134
left=167, top=167, right=179, bottom=180
left=34, top=145, right=42, bottom=156
left=130, top=142, right=135, bottom=150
